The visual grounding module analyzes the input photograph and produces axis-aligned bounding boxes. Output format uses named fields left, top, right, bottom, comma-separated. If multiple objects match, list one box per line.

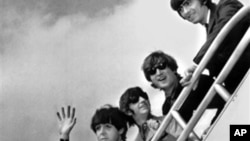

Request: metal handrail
left=151, top=5, right=250, bottom=141
left=178, top=27, right=250, bottom=141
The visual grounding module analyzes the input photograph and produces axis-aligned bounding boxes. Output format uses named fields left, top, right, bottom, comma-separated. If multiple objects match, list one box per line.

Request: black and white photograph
left=1, top=0, right=249, bottom=141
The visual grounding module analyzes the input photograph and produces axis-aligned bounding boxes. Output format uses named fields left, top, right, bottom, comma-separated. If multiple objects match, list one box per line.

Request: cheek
left=96, top=130, right=102, bottom=137
left=149, top=75, right=154, bottom=81
left=150, top=76, right=158, bottom=83
left=107, top=130, right=120, bottom=141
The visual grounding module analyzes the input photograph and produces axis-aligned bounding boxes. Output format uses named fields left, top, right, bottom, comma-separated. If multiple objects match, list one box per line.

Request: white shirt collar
left=206, top=9, right=211, bottom=25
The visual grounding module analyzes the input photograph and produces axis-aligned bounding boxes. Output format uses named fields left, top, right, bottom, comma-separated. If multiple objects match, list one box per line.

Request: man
left=119, top=86, right=182, bottom=141
left=170, top=0, right=250, bottom=93
left=56, top=105, right=130, bottom=141
left=141, top=51, right=225, bottom=123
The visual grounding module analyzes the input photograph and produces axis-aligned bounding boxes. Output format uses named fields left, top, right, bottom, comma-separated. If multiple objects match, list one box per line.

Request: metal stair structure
left=204, top=70, right=250, bottom=141
left=151, top=5, right=250, bottom=141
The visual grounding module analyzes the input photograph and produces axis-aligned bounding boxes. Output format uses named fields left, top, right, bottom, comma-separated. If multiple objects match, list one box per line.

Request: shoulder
left=218, top=0, right=243, bottom=6
left=151, top=115, right=164, bottom=121
left=134, top=133, right=143, bottom=141
left=216, top=0, right=243, bottom=12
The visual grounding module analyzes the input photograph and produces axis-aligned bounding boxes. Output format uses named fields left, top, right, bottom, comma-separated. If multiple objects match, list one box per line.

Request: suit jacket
left=193, top=0, right=243, bottom=64
left=162, top=75, right=224, bottom=123
left=193, top=0, right=249, bottom=91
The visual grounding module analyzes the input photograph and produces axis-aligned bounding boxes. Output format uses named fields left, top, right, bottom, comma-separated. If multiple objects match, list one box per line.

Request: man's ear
left=203, top=0, right=207, bottom=5
left=126, top=110, right=133, bottom=116
left=118, top=128, right=125, bottom=135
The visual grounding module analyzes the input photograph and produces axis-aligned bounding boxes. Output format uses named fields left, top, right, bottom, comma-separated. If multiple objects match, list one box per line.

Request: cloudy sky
left=0, top=0, right=249, bottom=141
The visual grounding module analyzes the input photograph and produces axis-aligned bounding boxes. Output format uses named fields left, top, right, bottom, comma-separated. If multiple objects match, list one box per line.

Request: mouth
left=186, top=11, right=194, bottom=22
left=99, top=137, right=108, bottom=141
left=188, top=17, right=194, bottom=22
left=157, top=75, right=167, bottom=82
left=187, top=17, right=192, bottom=22
left=185, top=14, right=193, bottom=22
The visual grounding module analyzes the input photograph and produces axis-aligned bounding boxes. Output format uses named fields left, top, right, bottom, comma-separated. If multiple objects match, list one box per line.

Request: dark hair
left=170, top=0, right=213, bottom=11
left=91, top=104, right=131, bottom=141
left=142, top=50, right=178, bottom=82
left=119, top=87, right=149, bottom=125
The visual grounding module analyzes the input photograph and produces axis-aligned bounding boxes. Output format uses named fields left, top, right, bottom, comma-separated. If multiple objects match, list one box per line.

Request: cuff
left=60, top=139, right=69, bottom=141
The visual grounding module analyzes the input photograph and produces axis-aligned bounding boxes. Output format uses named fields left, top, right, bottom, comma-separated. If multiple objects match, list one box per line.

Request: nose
left=97, top=126, right=106, bottom=135
left=138, top=97, right=148, bottom=106
left=155, top=68, right=161, bottom=75
left=139, top=97, right=144, bottom=102
left=139, top=97, right=149, bottom=106
left=181, top=7, right=190, bottom=19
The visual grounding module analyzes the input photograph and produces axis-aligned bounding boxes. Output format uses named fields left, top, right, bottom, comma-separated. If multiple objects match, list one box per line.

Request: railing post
left=151, top=6, right=250, bottom=141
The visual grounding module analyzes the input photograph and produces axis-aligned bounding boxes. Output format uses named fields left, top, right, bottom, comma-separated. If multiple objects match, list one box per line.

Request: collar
left=165, top=79, right=183, bottom=100
left=136, top=114, right=153, bottom=127
left=204, top=9, right=211, bottom=27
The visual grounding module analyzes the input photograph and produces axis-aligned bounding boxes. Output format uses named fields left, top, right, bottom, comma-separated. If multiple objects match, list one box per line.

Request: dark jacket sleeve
left=179, top=75, right=214, bottom=122
left=193, top=0, right=243, bottom=67
left=60, top=139, right=69, bottom=141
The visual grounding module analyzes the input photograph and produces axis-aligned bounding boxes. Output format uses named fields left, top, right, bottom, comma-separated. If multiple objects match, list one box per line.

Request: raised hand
left=57, top=106, right=77, bottom=140
left=147, top=119, right=160, bottom=130
left=180, top=64, right=197, bottom=87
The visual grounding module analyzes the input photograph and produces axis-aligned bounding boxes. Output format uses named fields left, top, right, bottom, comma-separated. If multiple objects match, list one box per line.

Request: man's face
left=95, top=123, right=121, bottom=141
left=149, top=62, right=177, bottom=90
left=129, top=97, right=150, bottom=117
left=178, top=0, right=208, bottom=24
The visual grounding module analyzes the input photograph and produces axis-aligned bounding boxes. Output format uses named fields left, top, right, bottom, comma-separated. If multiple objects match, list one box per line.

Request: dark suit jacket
left=162, top=75, right=225, bottom=122
left=193, top=0, right=250, bottom=91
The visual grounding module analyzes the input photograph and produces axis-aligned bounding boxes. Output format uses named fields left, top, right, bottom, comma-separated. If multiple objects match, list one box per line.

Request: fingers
left=181, top=82, right=191, bottom=87
left=147, top=119, right=160, bottom=130
left=180, top=71, right=193, bottom=87
left=183, top=65, right=196, bottom=77
left=61, top=107, right=66, bottom=118
left=57, top=112, right=62, bottom=121
left=58, top=106, right=76, bottom=120
left=180, top=77, right=191, bottom=87
left=72, top=118, right=77, bottom=127
left=180, top=77, right=186, bottom=84
left=68, top=106, right=71, bottom=118
left=71, top=107, right=76, bottom=119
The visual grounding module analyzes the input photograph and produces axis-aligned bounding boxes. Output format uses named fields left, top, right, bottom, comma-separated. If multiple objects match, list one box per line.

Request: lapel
left=146, top=128, right=156, bottom=141
left=207, top=3, right=217, bottom=34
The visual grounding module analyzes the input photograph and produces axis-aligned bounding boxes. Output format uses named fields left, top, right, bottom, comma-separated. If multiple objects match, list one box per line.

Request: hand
left=180, top=65, right=197, bottom=87
left=147, top=119, right=160, bottom=130
left=57, top=106, right=77, bottom=140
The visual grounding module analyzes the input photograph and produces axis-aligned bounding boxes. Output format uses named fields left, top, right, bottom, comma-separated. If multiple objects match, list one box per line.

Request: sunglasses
left=147, top=62, right=167, bottom=75
left=128, top=93, right=148, bottom=104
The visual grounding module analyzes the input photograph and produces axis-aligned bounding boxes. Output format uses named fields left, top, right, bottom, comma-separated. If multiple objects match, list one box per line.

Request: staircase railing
left=151, top=5, right=250, bottom=141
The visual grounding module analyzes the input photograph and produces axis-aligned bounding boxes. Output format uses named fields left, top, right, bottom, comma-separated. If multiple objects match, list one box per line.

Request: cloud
left=0, top=0, right=132, bottom=20
left=0, top=0, right=142, bottom=141
left=0, top=0, right=229, bottom=140
left=0, top=0, right=136, bottom=140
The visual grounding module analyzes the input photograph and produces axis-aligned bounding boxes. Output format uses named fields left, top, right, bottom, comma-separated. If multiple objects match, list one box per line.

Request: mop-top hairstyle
left=142, top=50, right=178, bottom=82
left=170, top=0, right=213, bottom=12
left=119, top=87, right=149, bottom=125
left=91, top=104, right=131, bottom=141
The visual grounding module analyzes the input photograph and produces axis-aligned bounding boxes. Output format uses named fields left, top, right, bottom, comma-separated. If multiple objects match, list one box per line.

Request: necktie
left=141, top=122, right=147, bottom=141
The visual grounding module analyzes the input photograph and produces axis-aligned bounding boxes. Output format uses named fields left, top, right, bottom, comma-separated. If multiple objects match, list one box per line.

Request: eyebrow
left=179, top=0, right=189, bottom=9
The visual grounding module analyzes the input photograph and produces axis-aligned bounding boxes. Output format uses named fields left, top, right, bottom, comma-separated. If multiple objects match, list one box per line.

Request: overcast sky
left=0, top=0, right=249, bottom=141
